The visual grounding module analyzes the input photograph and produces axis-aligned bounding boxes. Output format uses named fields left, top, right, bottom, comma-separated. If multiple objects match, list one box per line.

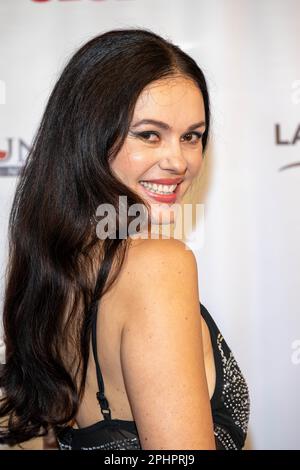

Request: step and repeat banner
left=0, top=0, right=299, bottom=450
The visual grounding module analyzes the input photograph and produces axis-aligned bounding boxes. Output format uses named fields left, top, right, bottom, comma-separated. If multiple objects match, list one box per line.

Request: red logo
left=0, top=138, right=29, bottom=176
left=0, top=150, right=7, bottom=160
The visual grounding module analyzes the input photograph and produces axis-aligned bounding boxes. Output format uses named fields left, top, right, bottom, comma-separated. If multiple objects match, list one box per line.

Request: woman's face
left=110, top=75, right=206, bottom=230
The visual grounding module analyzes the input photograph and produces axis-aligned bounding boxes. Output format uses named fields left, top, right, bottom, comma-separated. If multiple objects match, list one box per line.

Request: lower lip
left=139, top=183, right=180, bottom=203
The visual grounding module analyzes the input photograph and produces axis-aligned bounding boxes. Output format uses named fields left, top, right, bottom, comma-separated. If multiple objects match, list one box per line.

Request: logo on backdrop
left=275, top=124, right=300, bottom=147
left=276, top=80, right=300, bottom=171
left=0, top=138, right=30, bottom=176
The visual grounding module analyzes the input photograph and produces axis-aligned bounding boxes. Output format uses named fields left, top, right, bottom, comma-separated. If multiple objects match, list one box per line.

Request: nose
left=158, top=139, right=188, bottom=175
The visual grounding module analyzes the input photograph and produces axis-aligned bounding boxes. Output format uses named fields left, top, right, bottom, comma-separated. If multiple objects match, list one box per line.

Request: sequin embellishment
left=213, top=333, right=250, bottom=449
left=57, top=436, right=141, bottom=450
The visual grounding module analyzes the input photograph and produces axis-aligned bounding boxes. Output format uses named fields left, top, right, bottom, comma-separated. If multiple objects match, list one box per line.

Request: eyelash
left=134, top=131, right=203, bottom=145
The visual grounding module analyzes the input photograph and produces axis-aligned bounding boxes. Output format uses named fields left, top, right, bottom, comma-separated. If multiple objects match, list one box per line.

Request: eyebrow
left=130, top=119, right=206, bottom=131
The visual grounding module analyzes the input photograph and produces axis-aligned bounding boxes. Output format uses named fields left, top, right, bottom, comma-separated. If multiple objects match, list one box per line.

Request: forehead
left=132, top=76, right=205, bottom=122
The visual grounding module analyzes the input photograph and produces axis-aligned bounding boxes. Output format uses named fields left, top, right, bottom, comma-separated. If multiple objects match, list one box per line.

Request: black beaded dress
left=56, top=302, right=250, bottom=450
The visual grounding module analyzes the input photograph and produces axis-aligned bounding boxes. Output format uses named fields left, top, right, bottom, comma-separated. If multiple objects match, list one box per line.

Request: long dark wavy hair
left=0, top=28, right=210, bottom=445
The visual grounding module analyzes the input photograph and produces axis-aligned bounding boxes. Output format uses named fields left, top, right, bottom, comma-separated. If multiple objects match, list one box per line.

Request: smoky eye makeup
left=128, top=129, right=203, bottom=144
left=127, top=130, right=159, bottom=142
left=134, top=131, right=159, bottom=139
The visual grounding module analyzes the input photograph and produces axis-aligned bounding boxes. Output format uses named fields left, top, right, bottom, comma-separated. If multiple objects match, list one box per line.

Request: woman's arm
left=119, top=239, right=216, bottom=450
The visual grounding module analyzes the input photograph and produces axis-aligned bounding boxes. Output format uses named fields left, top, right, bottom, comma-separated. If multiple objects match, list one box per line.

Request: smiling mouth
left=138, top=180, right=183, bottom=204
left=139, top=181, right=178, bottom=195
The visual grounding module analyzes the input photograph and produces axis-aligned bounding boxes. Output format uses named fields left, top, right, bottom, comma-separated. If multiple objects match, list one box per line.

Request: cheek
left=125, top=139, right=155, bottom=169
left=187, top=152, right=203, bottom=177
left=110, top=147, right=152, bottom=184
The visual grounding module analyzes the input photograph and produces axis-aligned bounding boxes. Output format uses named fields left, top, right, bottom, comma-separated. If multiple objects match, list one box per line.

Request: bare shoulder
left=119, top=237, right=199, bottom=308
left=127, top=236, right=195, bottom=261
left=118, top=238, right=215, bottom=449
left=114, top=238, right=199, bottom=321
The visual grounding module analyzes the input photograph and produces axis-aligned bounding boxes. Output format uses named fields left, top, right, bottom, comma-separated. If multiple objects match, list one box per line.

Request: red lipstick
left=139, top=178, right=183, bottom=204
left=140, top=177, right=183, bottom=185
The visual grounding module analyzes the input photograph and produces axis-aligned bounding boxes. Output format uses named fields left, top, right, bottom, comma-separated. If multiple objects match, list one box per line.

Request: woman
left=0, top=28, right=250, bottom=450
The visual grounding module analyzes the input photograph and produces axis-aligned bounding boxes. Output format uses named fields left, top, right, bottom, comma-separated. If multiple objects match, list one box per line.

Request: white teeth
left=140, top=181, right=178, bottom=194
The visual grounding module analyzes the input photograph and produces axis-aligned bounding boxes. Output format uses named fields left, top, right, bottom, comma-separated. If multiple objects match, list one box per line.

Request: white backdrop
left=0, top=0, right=299, bottom=450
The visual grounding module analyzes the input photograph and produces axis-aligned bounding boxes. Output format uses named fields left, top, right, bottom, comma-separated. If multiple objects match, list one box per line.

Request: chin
left=149, top=203, right=177, bottom=227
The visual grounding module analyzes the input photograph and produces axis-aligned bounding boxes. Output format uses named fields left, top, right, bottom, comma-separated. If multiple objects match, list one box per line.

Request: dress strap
left=91, top=300, right=112, bottom=420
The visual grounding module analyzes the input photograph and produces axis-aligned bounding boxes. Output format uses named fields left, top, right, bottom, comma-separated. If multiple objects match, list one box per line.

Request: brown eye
left=137, top=131, right=160, bottom=142
left=182, top=132, right=203, bottom=144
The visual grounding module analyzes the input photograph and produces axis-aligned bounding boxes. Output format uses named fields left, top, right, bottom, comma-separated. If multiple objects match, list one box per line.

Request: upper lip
left=139, top=178, right=184, bottom=185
